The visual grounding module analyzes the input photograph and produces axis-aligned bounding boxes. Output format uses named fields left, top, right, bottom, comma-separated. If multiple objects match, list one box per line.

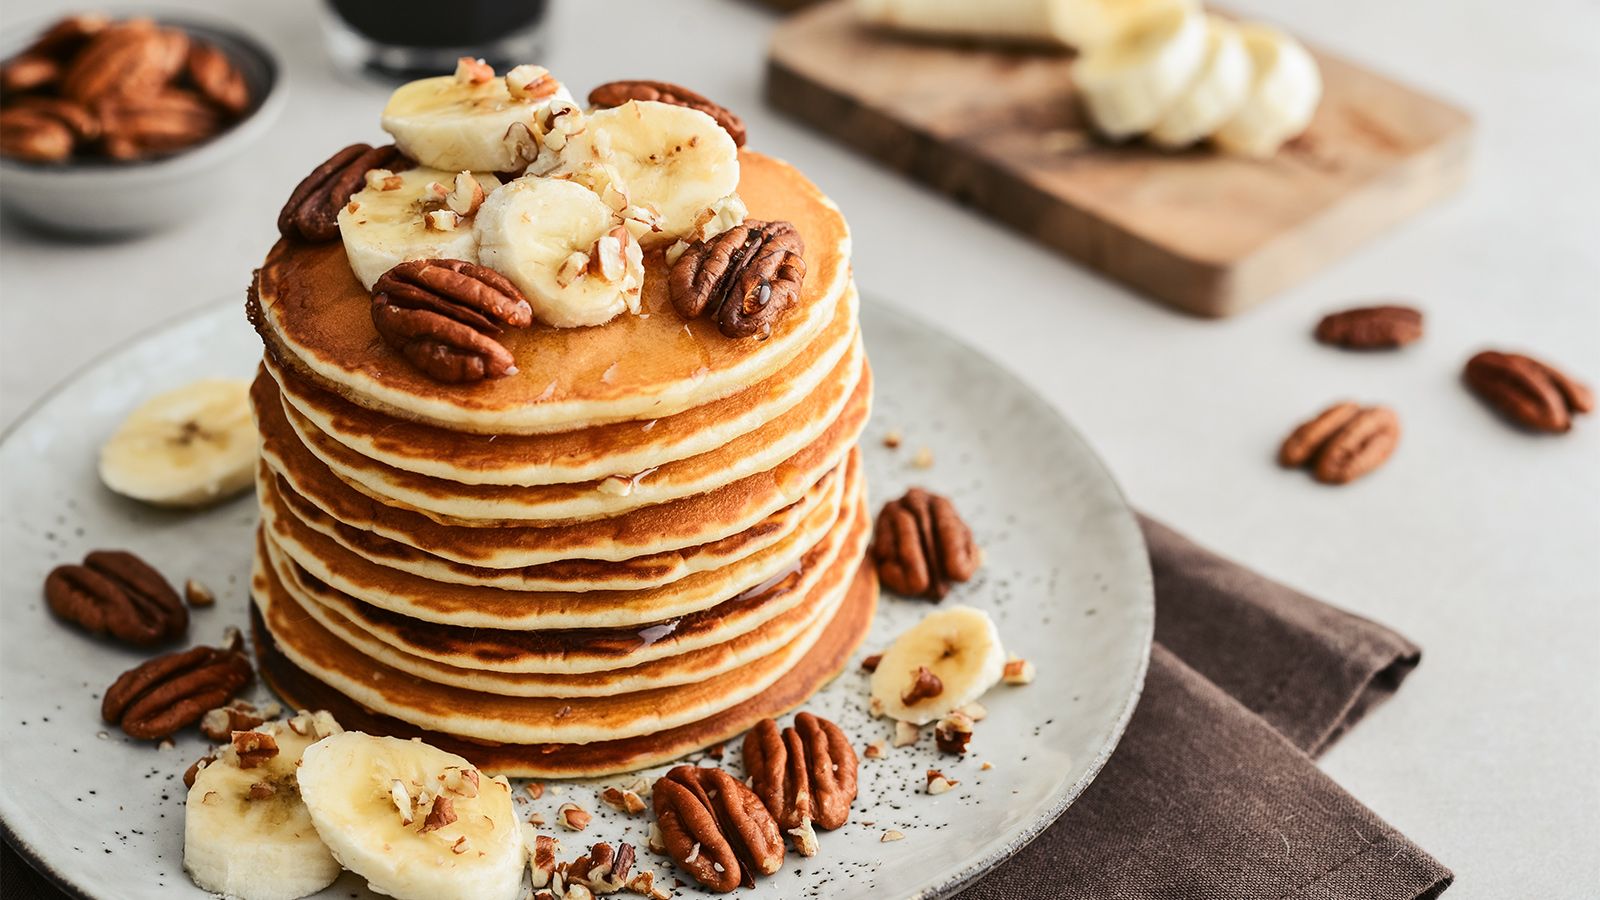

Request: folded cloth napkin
left=957, top=517, right=1452, bottom=900
left=2, top=518, right=1452, bottom=899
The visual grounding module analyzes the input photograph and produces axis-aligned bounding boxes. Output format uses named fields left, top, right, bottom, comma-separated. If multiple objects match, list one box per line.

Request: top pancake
left=253, top=152, right=852, bottom=434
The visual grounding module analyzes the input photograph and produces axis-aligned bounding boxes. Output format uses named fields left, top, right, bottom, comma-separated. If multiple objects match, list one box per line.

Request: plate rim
left=0, top=295, right=1154, bottom=900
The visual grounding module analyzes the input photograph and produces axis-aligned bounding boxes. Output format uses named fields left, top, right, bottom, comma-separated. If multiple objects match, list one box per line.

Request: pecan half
left=9, top=97, right=100, bottom=141
left=1279, top=402, right=1401, bottom=484
left=743, top=713, right=858, bottom=845
left=19, top=14, right=110, bottom=61
left=61, top=21, right=188, bottom=105
left=1, top=55, right=61, bottom=94
left=871, top=487, right=980, bottom=600
left=96, top=88, right=220, bottom=160
left=184, top=42, right=250, bottom=117
left=277, top=143, right=408, bottom=241
left=588, top=80, right=747, bottom=147
left=102, top=638, right=252, bottom=740
left=371, top=258, right=534, bottom=383
left=1314, top=304, right=1424, bottom=349
left=1464, top=350, right=1594, bottom=434
left=0, top=108, right=73, bottom=162
left=652, top=765, right=784, bottom=892
left=44, top=550, right=187, bottom=646
left=668, top=220, right=805, bottom=339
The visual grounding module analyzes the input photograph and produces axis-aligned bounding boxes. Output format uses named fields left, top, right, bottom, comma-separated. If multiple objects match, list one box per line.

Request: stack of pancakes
left=244, top=153, right=877, bottom=777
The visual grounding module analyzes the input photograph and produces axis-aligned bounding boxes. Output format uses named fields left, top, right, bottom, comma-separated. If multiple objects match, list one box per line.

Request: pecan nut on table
left=588, top=79, right=746, bottom=147
left=370, top=258, right=536, bottom=383
left=44, top=549, right=188, bottom=646
left=1464, top=350, right=1594, bottom=433
left=1314, top=304, right=1425, bottom=349
left=1279, top=401, right=1402, bottom=485
left=668, top=220, right=807, bottom=339
left=872, top=487, right=981, bottom=599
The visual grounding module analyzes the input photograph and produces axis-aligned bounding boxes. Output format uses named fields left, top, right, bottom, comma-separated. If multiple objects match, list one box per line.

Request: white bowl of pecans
left=0, top=12, right=284, bottom=236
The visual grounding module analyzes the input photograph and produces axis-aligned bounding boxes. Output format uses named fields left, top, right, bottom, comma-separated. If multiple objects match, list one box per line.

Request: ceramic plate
left=0, top=297, right=1153, bottom=900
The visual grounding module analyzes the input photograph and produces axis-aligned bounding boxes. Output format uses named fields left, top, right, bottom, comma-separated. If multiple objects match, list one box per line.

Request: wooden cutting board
left=765, top=0, right=1473, bottom=316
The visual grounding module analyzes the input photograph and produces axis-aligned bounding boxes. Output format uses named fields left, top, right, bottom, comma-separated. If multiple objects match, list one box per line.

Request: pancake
left=252, top=152, right=853, bottom=434
left=261, top=458, right=841, bottom=592
left=254, top=562, right=878, bottom=778
left=269, top=286, right=860, bottom=487
left=256, top=530, right=857, bottom=699
left=260, top=450, right=859, bottom=628
left=274, top=338, right=868, bottom=524
left=256, top=366, right=867, bottom=565
left=264, top=488, right=868, bottom=676
left=252, top=504, right=866, bottom=744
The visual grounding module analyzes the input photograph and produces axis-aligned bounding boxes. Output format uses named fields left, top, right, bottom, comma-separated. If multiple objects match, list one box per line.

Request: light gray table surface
left=1, top=0, right=1595, bottom=896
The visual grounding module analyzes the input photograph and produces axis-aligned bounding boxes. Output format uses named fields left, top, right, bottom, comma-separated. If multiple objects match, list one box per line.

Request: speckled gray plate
left=0, top=297, right=1152, bottom=900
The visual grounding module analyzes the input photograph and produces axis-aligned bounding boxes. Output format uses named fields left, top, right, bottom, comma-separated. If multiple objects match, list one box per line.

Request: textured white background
left=1, top=0, right=1596, bottom=895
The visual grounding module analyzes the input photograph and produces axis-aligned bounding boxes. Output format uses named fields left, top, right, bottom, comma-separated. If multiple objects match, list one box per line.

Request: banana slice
left=869, top=606, right=1007, bottom=725
left=1213, top=23, right=1322, bottom=157
left=1072, top=3, right=1207, bottom=140
left=297, top=732, right=525, bottom=900
left=475, top=176, right=644, bottom=328
left=99, top=378, right=256, bottom=508
left=338, top=166, right=502, bottom=290
left=554, top=100, right=740, bottom=244
left=1148, top=15, right=1251, bottom=149
left=184, top=711, right=344, bottom=900
left=1048, top=0, right=1197, bottom=50
left=856, top=0, right=1064, bottom=45
left=381, top=58, right=574, bottom=172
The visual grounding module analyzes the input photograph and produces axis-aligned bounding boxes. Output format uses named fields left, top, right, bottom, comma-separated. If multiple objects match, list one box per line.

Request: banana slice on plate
left=870, top=605, right=1007, bottom=725
left=298, top=732, right=524, bottom=900
left=184, top=711, right=344, bottom=900
left=1213, top=23, right=1322, bottom=157
left=554, top=100, right=741, bottom=243
left=338, top=167, right=502, bottom=290
left=382, top=59, right=574, bottom=172
left=475, top=176, right=644, bottom=328
left=1148, top=15, right=1252, bottom=149
left=1072, top=2, right=1207, bottom=140
left=99, top=378, right=256, bottom=508
left=1048, top=0, right=1198, bottom=50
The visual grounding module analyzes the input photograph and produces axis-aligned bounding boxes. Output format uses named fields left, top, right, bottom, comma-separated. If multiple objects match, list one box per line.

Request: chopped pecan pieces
left=557, top=802, right=592, bottom=831
left=860, top=653, right=882, bottom=672
left=588, top=79, right=747, bottom=147
left=371, top=258, right=535, bottom=383
left=652, top=765, right=783, bottom=892
left=743, top=712, right=859, bottom=852
left=421, top=795, right=458, bottom=832
left=1464, top=350, right=1593, bottom=433
left=872, top=487, right=980, bottom=600
left=199, top=699, right=277, bottom=741
left=668, top=220, right=806, bottom=339
left=925, top=770, right=958, bottom=795
left=101, top=637, right=252, bottom=739
left=44, top=549, right=187, bottom=646
left=231, top=730, right=278, bottom=767
left=1278, top=402, right=1401, bottom=485
left=278, top=143, right=408, bottom=241
left=1314, top=304, right=1424, bottom=349
left=901, top=666, right=944, bottom=706
left=933, top=710, right=975, bottom=755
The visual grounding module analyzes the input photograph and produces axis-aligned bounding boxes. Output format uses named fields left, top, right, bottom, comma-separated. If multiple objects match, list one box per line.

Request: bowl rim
left=0, top=8, right=288, bottom=182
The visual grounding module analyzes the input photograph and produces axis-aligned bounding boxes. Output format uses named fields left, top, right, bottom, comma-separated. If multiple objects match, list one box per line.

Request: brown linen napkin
left=956, top=517, right=1452, bottom=900
left=2, top=518, right=1451, bottom=899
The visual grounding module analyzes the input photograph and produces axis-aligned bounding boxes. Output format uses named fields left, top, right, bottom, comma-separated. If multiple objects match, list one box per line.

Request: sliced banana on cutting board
left=550, top=100, right=741, bottom=244
left=1213, top=23, right=1322, bottom=158
left=298, top=732, right=525, bottom=900
left=870, top=605, right=1008, bottom=725
left=184, top=711, right=344, bottom=900
left=1072, top=2, right=1208, bottom=140
left=99, top=378, right=256, bottom=508
left=338, top=167, right=502, bottom=290
left=382, top=59, right=573, bottom=172
left=1148, top=15, right=1251, bottom=149
left=475, top=175, right=644, bottom=328
left=1049, top=0, right=1199, bottom=50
